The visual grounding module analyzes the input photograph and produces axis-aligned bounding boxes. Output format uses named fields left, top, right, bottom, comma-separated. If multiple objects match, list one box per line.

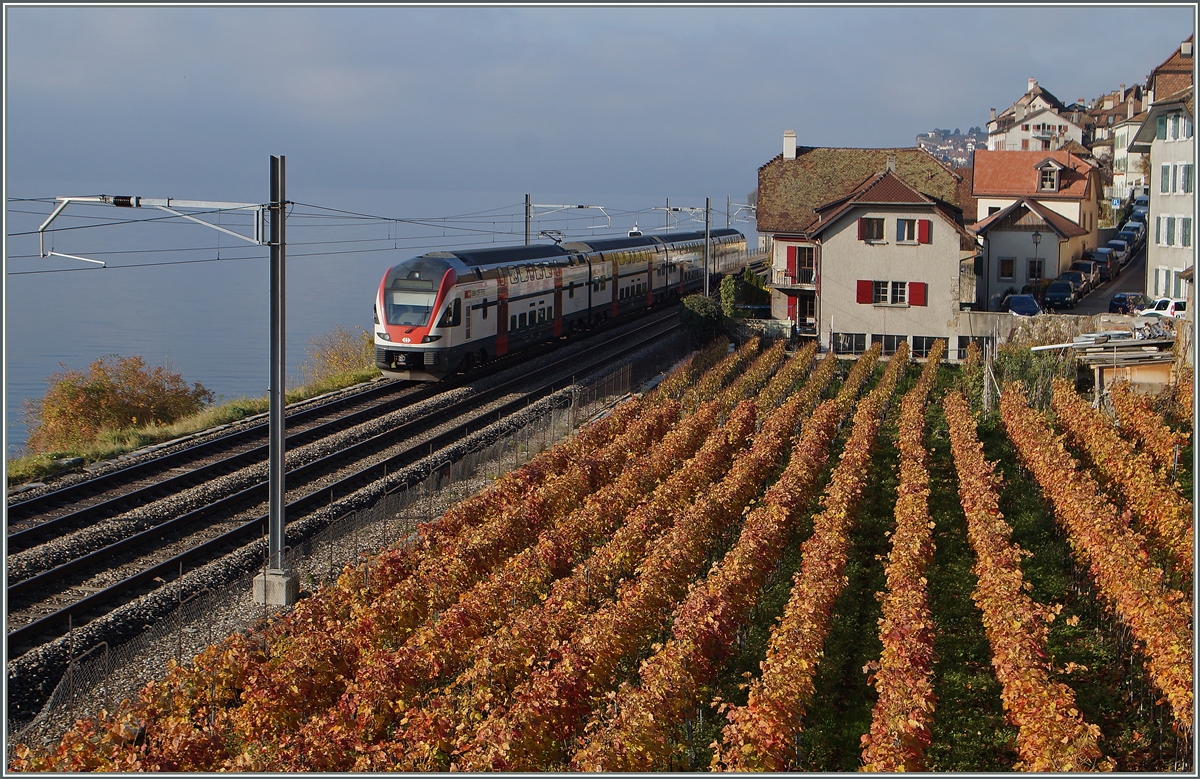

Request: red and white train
left=373, top=228, right=747, bottom=380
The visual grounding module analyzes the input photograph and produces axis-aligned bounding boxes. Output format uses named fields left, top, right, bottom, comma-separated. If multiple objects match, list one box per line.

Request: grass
left=6, top=366, right=382, bottom=488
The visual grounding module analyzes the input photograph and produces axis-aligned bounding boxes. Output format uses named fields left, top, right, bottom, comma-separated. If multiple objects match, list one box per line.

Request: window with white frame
left=1167, top=216, right=1176, bottom=246
left=891, top=281, right=907, bottom=304
left=897, top=219, right=917, bottom=242
left=1039, top=168, right=1058, bottom=191
left=1182, top=164, right=1194, bottom=194
left=873, top=280, right=890, bottom=303
left=1162, top=163, right=1172, bottom=194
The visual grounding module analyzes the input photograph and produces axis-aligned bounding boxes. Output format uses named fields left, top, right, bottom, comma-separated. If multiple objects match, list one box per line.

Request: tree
left=679, top=294, right=725, bottom=348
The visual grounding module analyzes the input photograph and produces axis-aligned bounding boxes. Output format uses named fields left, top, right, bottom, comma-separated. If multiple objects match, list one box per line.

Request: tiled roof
left=1149, top=35, right=1194, bottom=99
left=972, top=149, right=1095, bottom=200
left=971, top=197, right=1088, bottom=239
left=756, top=146, right=962, bottom=234
left=805, top=169, right=977, bottom=248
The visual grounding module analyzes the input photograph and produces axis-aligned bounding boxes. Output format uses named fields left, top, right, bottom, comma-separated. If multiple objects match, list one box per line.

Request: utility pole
left=704, top=197, right=711, bottom=297
left=525, top=194, right=531, bottom=246
left=32, top=158, right=296, bottom=606
left=727, top=195, right=731, bottom=229
left=256, top=155, right=299, bottom=606
left=665, top=197, right=670, bottom=234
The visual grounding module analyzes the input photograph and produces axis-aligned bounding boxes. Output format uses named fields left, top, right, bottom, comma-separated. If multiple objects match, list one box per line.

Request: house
left=1130, top=84, right=1194, bottom=300
left=970, top=198, right=1089, bottom=309
left=756, top=133, right=997, bottom=359
left=1087, top=84, right=1143, bottom=142
left=972, top=148, right=1101, bottom=245
left=987, top=79, right=1087, bottom=151
left=1113, top=106, right=1151, bottom=200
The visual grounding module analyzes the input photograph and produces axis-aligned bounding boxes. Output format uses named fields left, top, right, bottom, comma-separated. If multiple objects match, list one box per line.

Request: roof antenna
left=628, top=222, right=643, bottom=237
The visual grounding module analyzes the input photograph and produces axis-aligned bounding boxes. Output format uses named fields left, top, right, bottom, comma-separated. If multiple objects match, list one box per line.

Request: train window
left=481, top=298, right=488, bottom=319
left=386, top=290, right=436, bottom=327
left=519, top=312, right=527, bottom=329
left=568, top=282, right=575, bottom=299
left=538, top=308, right=546, bottom=323
left=510, top=314, right=517, bottom=332
left=547, top=305, right=553, bottom=319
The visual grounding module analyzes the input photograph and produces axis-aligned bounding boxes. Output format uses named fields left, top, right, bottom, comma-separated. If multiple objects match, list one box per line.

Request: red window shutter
left=918, top=219, right=932, bottom=244
left=786, top=246, right=797, bottom=280
left=857, top=218, right=866, bottom=240
left=787, top=295, right=797, bottom=321
left=857, top=279, right=873, bottom=304
left=910, top=281, right=927, bottom=306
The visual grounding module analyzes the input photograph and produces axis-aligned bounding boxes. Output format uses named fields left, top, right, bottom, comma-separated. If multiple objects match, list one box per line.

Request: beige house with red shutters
left=756, top=134, right=1001, bottom=359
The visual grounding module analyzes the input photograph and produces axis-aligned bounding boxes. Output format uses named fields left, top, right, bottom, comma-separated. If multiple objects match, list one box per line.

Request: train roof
left=422, top=228, right=745, bottom=269
left=445, top=244, right=570, bottom=266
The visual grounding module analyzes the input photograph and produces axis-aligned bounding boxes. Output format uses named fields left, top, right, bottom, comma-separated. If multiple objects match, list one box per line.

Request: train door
left=496, top=270, right=510, bottom=356
left=553, top=266, right=564, bottom=337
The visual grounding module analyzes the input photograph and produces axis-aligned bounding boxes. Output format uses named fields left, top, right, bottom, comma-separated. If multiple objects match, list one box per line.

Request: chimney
left=1104, top=95, right=1114, bottom=110
left=1120, top=83, right=1127, bottom=101
left=1182, top=39, right=1193, bottom=57
left=990, top=107, right=996, bottom=121
left=886, top=153, right=897, bottom=173
left=1028, top=77, right=1037, bottom=93
left=1128, top=99, right=1135, bottom=119
left=783, top=130, right=796, bottom=160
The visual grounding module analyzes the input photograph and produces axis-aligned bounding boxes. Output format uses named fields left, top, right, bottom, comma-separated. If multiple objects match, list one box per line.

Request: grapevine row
left=707, top=344, right=909, bottom=773
left=944, top=391, right=1111, bottom=772
left=859, top=339, right=944, bottom=772
left=1000, top=383, right=1193, bottom=731
left=1109, top=379, right=1188, bottom=476
left=283, top=341, right=793, bottom=769
left=5, top=338, right=739, bottom=772
left=1050, top=378, right=1193, bottom=577
left=448, top=348, right=872, bottom=771
left=391, top=344, right=829, bottom=770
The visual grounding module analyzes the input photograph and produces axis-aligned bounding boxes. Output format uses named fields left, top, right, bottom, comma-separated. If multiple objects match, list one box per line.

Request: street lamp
left=1031, top=230, right=1042, bottom=294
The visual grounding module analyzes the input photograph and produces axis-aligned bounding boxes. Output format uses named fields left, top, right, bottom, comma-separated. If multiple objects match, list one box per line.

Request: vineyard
left=8, top=337, right=1195, bottom=772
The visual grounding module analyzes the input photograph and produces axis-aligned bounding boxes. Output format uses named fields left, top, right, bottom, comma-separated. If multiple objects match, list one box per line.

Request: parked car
left=1120, top=218, right=1146, bottom=241
left=1058, top=270, right=1091, bottom=296
left=1132, top=194, right=1150, bottom=218
left=1126, top=213, right=1147, bottom=233
left=1105, top=239, right=1131, bottom=266
left=1140, top=297, right=1188, bottom=318
left=1115, top=228, right=1142, bottom=254
left=1082, top=248, right=1118, bottom=282
left=1069, top=259, right=1101, bottom=289
left=1000, top=293, right=1042, bottom=316
left=1109, top=291, right=1153, bottom=314
left=1043, top=280, right=1079, bottom=310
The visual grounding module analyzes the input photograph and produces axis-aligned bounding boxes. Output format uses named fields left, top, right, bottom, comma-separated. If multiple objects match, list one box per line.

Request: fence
left=7, top=363, right=634, bottom=761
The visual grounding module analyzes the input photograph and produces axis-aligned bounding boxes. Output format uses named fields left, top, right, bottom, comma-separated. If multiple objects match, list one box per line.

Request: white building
left=988, top=79, right=1086, bottom=151
left=1130, top=85, right=1194, bottom=299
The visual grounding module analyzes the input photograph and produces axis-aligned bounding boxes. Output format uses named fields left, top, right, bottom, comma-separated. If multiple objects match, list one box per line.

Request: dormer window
left=1040, top=168, right=1059, bottom=191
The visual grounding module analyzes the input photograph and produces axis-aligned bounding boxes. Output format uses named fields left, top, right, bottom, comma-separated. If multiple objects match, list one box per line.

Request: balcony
left=771, top=267, right=816, bottom=291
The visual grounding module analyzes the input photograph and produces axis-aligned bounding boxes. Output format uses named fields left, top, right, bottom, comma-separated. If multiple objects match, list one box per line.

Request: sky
left=2, top=4, right=1196, bottom=455
left=5, top=4, right=1195, bottom=219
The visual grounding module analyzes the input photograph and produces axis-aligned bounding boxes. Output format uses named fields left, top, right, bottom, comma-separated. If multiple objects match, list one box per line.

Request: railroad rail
left=6, top=312, right=680, bottom=658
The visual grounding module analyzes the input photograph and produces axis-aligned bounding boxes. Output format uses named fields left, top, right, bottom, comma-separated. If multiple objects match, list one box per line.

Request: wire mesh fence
left=7, top=364, right=634, bottom=761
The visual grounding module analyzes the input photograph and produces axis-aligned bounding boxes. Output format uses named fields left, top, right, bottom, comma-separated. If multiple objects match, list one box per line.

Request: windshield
left=1047, top=282, right=1071, bottom=293
left=386, top=289, right=437, bottom=326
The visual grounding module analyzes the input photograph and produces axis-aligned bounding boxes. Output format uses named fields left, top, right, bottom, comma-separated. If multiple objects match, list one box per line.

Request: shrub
left=679, top=293, right=725, bottom=348
left=24, top=356, right=213, bottom=454
left=298, top=325, right=374, bottom=384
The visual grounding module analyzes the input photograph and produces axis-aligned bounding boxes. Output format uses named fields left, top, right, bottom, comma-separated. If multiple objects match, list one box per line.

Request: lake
left=5, top=187, right=757, bottom=457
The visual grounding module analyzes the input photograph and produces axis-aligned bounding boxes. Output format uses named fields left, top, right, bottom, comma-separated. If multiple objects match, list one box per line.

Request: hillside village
left=756, top=35, right=1194, bottom=388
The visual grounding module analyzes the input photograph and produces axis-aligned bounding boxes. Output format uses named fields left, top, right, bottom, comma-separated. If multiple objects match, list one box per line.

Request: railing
left=771, top=268, right=816, bottom=286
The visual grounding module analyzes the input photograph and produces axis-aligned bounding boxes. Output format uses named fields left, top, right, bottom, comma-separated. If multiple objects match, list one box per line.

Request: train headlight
left=422, top=335, right=442, bottom=343
left=377, top=331, right=390, bottom=341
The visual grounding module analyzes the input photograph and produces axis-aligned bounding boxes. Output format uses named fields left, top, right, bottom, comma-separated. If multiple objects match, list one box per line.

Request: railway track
left=6, top=310, right=681, bottom=660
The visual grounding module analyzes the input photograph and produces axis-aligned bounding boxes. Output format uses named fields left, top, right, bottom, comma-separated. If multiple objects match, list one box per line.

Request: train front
left=374, top=254, right=458, bottom=381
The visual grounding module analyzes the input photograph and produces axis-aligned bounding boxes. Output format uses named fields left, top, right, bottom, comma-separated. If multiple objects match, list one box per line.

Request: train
left=373, top=228, right=747, bottom=380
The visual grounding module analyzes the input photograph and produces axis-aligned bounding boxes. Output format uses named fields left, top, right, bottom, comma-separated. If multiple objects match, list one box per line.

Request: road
left=1069, top=239, right=1147, bottom=316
